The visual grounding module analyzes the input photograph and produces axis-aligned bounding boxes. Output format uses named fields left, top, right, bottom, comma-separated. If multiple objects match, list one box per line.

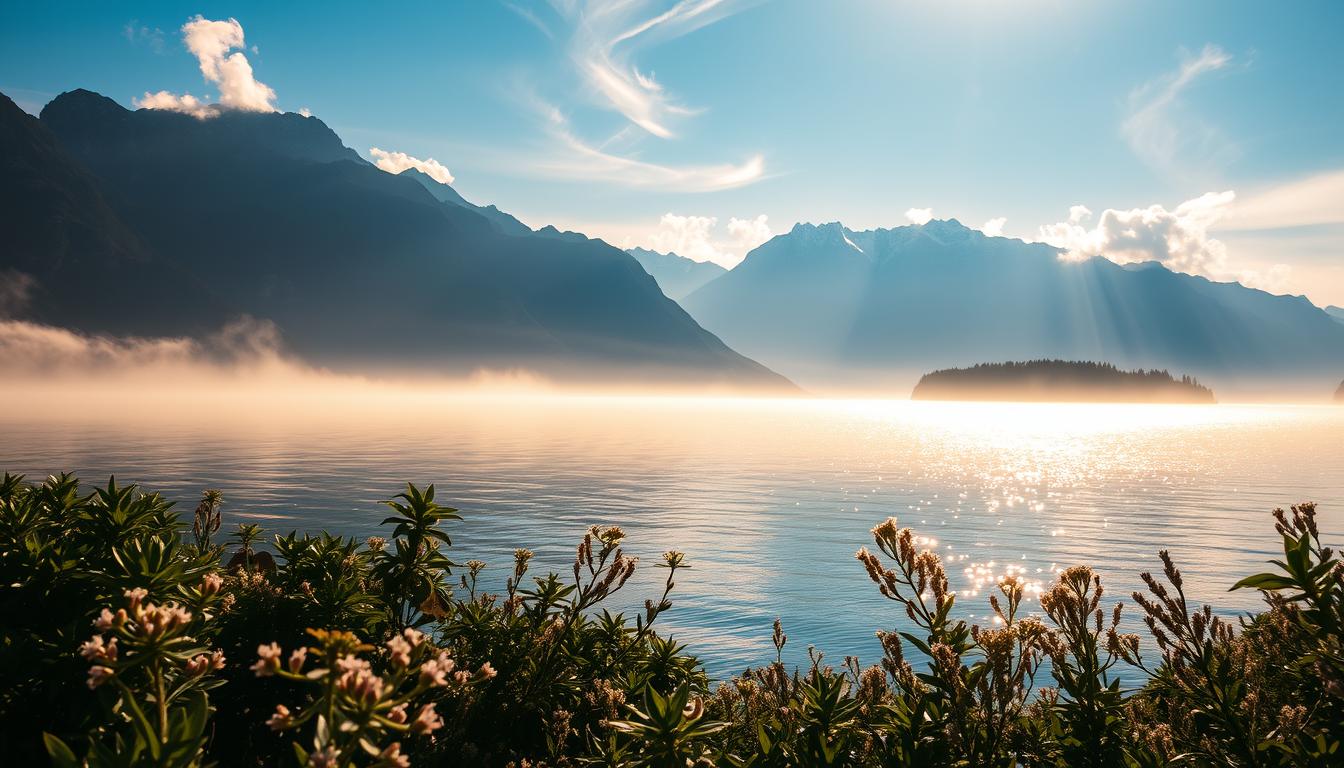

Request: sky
left=2, top=0, right=1342, bottom=307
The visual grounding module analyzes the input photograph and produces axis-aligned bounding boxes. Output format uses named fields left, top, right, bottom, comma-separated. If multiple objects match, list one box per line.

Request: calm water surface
left=2, top=396, right=1341, bottom=682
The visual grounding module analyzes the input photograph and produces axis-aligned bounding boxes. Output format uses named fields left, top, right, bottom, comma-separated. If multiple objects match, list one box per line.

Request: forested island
left=911, top=360, right=1216, bottom=403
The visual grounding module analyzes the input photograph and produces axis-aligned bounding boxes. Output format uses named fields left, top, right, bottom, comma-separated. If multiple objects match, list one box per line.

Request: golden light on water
left=1, top=385, right=1340, bottom=674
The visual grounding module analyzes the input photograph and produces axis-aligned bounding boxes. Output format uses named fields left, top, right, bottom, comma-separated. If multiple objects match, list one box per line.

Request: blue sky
left=3, top=1, right=1342, bottom=305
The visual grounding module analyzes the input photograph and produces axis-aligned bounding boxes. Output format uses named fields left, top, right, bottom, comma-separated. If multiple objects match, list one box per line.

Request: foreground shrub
left=0, top=471, right=1340, bottom=766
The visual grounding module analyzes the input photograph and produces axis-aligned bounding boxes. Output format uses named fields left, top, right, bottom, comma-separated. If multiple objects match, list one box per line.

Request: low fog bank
left=2, top=319, right=1339, bottom=411
left=0, top=319, right=801, bottom=419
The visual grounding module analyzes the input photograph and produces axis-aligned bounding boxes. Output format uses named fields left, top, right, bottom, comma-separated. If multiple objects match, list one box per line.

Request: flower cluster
left=83, top=585, right=225, bottom=690
left=257, top=627, right=495, bottom=767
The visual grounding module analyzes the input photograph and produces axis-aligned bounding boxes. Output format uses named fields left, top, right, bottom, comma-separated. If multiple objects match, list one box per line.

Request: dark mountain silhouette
left=682, top=219, right=1344, bottom=390
left=0, top=92, right=222, bottom=333
left=626, top=248, right=727, bottom=301
left=911, top=360, right=1215, bottom=403
left=0, top=89, right=789, bottom=387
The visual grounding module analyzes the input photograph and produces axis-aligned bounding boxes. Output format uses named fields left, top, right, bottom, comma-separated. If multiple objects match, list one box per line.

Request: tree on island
left=911, top=360, right=1215, bottom=403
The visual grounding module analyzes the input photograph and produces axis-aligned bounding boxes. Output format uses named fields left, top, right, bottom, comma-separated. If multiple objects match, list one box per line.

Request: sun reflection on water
left=0, top=395, right=1340, bottom=681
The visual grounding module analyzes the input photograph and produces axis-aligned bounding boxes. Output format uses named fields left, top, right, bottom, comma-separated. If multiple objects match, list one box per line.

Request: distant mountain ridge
left=398, top=167, right=532, bottom=237
left=681, top=219, right=1344, bottom=392
left=0, top=89, right=791, bottom=388
left=1326, top=306, right=1344, bottom=325
left=626, top=248, right=727, bottom=300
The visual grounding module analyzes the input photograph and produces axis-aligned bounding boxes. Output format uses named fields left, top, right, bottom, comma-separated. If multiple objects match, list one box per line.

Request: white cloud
left=644, top=213, right=718, bottom=260
left=135, top=90, right=214, bottom=118
left=727, top=214, right=771, bottom=251
left=1039, top=191, right=1237, bottom=278
left=134, top=16, right=278, bottom=118
left=905, top=207, right=933, bottom=225
left=1036, top=192, right=1323, bottom=296
left=634, top=212, right=772, bottom=266
left=980, top=217, right=1007, bottom=237
left=1122, top=44, right=1234, bottom=174
left=368, top=147, right=455, bottom=185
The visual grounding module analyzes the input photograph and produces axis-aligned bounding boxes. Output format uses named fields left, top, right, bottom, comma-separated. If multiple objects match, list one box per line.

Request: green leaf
left=1230, top=573, right=1297, bottom=592
left=182, top=689, right=210, bottom=740
left=43, top=733, right=79, bottom=768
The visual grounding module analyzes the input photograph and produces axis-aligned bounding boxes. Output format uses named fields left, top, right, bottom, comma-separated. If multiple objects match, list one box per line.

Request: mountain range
left=0, top=89, right=789, bottom=389
left=625, top=248, right=726, bottom=301
left=681, top=220, right=1344, bottom=393
left=5, top=88, right=1343, bottom=397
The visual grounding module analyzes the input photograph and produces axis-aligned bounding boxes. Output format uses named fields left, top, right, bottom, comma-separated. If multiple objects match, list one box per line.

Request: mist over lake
left=5, top=395, right=1340, bottom=681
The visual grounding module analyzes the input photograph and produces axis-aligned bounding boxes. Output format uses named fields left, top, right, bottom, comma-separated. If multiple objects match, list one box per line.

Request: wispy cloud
left=123, top=21, right=166, bottom=53
left=501, top=1, right=767, bottom=191
left=502, top=1, right=555, bottom=39
left=134, top=16, right=278, bottom=118
left=1121, top=44, right=1235, bottom=175
left=1218, top=168, right=1344, bottom=231
left=369, top=147, right=455, bottom=185
left=521, top=92, right=764, bottom=191
left=562, top=0, right=752, bottom=138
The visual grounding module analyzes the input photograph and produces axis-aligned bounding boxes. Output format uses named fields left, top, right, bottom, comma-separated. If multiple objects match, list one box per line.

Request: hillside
left=626, top=248, right=727, bottom=300
left=682, top=219, right=1344, bottom=392
left=0, top=89, right=790, bottom=388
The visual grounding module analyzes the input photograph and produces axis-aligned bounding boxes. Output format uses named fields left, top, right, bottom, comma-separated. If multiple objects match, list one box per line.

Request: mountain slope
left=0, top=91, right=222, bottom=334
left=682, top=219, right=1344, bottom=390
left=2, top=89, right=788, bottom=387
left=626, top=248, right=727, bottom=300
left=398, top=168, right=532, bottom=237
left=1327, top=306, right=1344, bottom=325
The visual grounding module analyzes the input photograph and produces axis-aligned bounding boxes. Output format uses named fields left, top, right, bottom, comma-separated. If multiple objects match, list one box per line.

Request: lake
left=2, top=394, right=1341, bottom=683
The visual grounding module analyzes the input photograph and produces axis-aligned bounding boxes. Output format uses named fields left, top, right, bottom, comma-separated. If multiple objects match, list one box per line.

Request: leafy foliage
left=1, top=472, right=1341, bottom=766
